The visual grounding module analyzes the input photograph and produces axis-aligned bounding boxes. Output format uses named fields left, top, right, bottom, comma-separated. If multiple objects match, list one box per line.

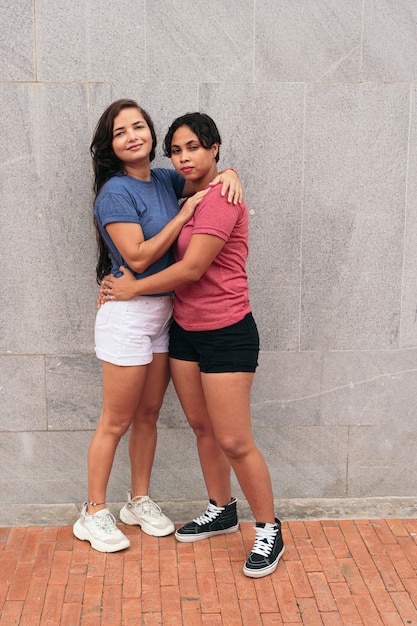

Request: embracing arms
left=105, top=188, right=208, bottom=274
left=101, top=232, right=225, bottom=302
left=104, top=169, right=241, bottom=275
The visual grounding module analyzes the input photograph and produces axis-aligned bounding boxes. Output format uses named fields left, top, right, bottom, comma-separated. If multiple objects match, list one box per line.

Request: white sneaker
left=119, top=491, right=175, bottom=537
left=73, top=504, right=130, bottom=553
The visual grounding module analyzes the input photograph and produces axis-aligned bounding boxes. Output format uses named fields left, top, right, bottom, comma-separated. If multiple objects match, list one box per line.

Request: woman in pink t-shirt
left=102, top=113, right=285, bottom=578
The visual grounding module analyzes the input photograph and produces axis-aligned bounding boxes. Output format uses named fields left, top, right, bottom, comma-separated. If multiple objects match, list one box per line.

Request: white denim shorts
left=95, top=295, right=173, bottom=366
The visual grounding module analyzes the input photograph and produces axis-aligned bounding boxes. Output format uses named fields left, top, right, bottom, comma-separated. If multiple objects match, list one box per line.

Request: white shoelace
left=132, top=496, right=163, bottom=519
left=193, top=501, right=223, bottom=526
left=251, top=525, right=278, bottom=557
left=93, top=510, right=118, bottom=534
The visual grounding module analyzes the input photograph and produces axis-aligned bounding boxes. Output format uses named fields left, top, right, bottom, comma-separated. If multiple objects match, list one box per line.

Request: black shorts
left=168, top=313, right=259, bottom=373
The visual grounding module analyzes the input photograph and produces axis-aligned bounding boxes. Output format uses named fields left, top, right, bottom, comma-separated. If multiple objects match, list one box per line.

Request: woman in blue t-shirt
left=73, top=99, right=241, bottom=553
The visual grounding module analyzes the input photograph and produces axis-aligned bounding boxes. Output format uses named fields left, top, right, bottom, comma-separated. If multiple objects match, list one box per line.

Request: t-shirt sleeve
left=192, top=185, right=240, bottom=241
left=94, top=190, right=141, bottom=228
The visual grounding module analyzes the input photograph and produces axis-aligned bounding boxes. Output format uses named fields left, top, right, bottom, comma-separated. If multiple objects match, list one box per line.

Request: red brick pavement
left=1, top=518, right=416, bottom=625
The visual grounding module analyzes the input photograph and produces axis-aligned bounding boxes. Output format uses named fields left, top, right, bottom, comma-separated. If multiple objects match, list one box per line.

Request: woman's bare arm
left=101, top=232, right=225, bottom=301
left=105, top=188, right=208, bottom=274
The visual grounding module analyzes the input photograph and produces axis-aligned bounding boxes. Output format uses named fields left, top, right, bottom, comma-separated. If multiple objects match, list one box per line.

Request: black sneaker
left=243, top=518, right=285, bottom=578
left=175, top=498, right=239, bottom=542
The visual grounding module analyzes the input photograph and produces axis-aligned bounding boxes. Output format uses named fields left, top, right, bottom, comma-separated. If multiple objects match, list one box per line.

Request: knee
left=137, top=402, right=161, bottom=426
left=190, top=419, right=214, bottom=439
left=98, top=411, right=132, bottom=439
left=218, top=436, right=252, bottom=461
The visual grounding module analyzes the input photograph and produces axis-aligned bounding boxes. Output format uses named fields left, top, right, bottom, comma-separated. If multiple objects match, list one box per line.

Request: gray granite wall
left=1, top=0, right=417, bottom=513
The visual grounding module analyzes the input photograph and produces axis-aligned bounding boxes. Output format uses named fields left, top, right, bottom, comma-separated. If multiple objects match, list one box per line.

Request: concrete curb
left=1, top=496, right=416, bottom=527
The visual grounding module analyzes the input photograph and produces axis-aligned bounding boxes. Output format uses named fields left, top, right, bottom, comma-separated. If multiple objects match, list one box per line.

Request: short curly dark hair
left=163, top=112, right=221, bottom=163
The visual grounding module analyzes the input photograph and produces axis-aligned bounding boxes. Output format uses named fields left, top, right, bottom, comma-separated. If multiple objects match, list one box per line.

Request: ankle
left=87, top=500, right=106, bottom=515
left=209, top=496, right=233, bottom=507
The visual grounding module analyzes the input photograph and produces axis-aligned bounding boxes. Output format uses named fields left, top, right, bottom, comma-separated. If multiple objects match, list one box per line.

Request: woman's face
left=169, top=125, right=218, bottom=188
left=112, top=107, right=153, bottom=166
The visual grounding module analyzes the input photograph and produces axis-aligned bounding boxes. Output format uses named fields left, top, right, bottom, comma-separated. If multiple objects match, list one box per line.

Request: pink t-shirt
left=173, top=184, right=252, bottom=331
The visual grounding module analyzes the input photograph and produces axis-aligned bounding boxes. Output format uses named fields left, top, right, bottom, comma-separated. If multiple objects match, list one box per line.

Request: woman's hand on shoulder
left=178, top=188, right=210, bottom=224
left=211, top=168, right=243, bottom=205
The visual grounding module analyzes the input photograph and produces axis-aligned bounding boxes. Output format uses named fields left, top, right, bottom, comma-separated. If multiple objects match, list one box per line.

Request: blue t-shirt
left=94, top=169, right=185, bottom=281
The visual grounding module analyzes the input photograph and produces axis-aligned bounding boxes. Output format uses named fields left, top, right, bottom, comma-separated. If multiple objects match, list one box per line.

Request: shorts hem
left=95, top=349, right=152, bottom=367
left=168, top=354, right=257, bottom=373
left=202, top=365, right=257, bottom=373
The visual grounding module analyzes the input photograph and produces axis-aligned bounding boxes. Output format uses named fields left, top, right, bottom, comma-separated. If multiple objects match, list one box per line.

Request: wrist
left=175, top=218, right=185, bottom=231
left=175, top=212, right=188, bottom=227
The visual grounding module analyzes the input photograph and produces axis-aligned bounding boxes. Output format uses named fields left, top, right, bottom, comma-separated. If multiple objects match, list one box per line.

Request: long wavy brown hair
left=90, top=99, right=157, bottom=283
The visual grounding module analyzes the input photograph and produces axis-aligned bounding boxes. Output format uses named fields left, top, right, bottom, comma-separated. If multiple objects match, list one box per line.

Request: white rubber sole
left=73, top=519, right=130, bottom=553
left=119, top=506, right=175, bottom=537
left=175, top=523, right=240, bottom=543
left=243, top=545, right=285, bottom=578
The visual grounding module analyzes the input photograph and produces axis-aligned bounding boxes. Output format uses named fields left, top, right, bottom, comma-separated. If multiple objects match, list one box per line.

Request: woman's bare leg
left=129, top=352, right=170, bottom=497
left=170, top=358, right=232, bottom=506
left=87, top=361, right=148, bottom=514
left=201, top=371, right=275, bottom=524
